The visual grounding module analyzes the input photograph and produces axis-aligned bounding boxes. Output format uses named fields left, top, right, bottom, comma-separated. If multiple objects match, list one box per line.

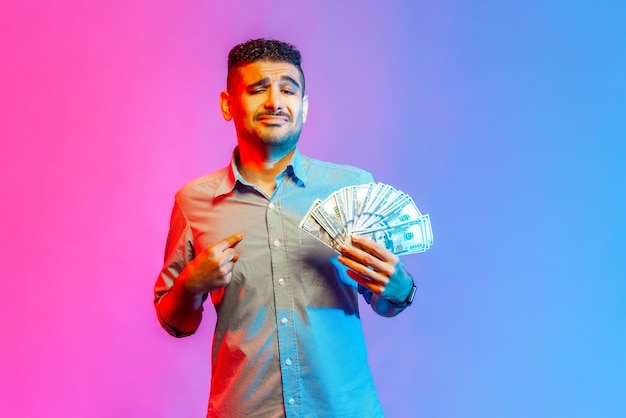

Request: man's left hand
left=338, top=235, right=413, bottom=304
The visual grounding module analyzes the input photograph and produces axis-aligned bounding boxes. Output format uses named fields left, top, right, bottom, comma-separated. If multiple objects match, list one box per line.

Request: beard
left=249, top=111, right=304, bottom=148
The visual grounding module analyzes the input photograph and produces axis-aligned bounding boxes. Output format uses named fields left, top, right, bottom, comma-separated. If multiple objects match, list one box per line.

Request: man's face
left=221, top=60, right=308, bottom=151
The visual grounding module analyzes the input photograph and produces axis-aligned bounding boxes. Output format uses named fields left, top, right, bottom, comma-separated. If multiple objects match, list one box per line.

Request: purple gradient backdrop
left=1, top=1, right=625, bottom=417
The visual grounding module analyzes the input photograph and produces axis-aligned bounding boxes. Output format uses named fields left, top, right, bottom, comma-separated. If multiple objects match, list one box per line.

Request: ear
left=302, top=95, right=309, bottom=124
left=220, top=91, right=232, bottom=121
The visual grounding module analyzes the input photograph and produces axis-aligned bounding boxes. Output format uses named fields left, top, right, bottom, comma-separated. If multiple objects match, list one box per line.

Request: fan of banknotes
left=299, top=182, right=433, bottom=255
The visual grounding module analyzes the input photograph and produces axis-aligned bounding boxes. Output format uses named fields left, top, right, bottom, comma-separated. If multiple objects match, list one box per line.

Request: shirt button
left=288, top=398, right=295, bottom=405
left=274, top=240, right=280, bottom=247
left=268, top=202, right=274, bottom=209
left=278, top=278, right=285, bottom=285
left=281, top=317, right=288, bottom=325
left=285, top=358, right=292, bottom=366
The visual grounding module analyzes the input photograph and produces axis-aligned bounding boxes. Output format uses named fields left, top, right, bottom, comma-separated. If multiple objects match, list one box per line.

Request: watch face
left=406, top=284, right=417, bottom=305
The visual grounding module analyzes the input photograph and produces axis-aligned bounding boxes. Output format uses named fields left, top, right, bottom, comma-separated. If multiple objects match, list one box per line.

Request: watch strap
left=389, top=282, right=417, bottom=307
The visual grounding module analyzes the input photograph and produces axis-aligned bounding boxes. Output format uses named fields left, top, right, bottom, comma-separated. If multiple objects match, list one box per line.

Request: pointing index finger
left=215, top=232, right=245, bottom=251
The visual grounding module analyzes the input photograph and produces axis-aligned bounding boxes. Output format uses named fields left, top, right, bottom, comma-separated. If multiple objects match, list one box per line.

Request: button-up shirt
left=155, top=148, right=402, bottom=417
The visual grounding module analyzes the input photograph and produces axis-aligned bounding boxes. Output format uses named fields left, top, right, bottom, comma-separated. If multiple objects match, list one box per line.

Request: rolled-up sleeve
left=154, top=196, right=197, bottom=336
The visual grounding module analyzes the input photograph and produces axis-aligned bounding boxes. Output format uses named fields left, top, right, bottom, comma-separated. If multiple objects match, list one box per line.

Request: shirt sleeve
left=153, top=195, right=198, bottom=336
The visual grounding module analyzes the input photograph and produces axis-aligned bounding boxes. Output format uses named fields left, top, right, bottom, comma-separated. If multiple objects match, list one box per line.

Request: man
left=154, top=38, right=417, bottom=418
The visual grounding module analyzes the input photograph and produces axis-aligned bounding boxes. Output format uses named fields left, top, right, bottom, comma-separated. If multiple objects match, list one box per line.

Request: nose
left=264, top=87, right=283, bottom=112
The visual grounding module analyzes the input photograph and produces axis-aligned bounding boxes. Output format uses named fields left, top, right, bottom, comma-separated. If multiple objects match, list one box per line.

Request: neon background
left=1, top=1, right=625, bottom=417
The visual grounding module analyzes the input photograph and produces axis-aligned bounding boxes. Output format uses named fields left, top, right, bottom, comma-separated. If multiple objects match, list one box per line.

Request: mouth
left=256, top=113, right=291, bottom=124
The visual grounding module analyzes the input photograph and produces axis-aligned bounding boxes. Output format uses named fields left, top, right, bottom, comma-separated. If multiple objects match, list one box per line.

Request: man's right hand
left=157, top=232, right=244, bottom=335
left=179, top=232, right=245, bottom=296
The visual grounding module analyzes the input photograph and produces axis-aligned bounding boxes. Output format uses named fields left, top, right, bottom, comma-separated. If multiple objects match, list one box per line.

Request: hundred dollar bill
left=312, top=195, right=346, bottom=243
left=377, top=196, right=423, bottom=228
left=350, top=183, right=375, bottom=231
left=352, top=215, right=433, bottom=255
left=298, top=199, right=343, bottom=252
left=332, top=190, right=350, bottom=232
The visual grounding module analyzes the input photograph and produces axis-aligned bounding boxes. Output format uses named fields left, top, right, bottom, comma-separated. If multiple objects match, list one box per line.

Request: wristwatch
left=389, top=282, right=417, bottom=307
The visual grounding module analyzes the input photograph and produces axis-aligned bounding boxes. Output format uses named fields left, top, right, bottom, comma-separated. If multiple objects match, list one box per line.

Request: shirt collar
left=216, top=147, right=308, bottom=198
left=289, top=148, right=308, bottom=186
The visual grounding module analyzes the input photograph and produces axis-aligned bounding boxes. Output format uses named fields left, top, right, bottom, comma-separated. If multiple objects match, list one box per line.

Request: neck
left=236, top=144, right=296, bottom=195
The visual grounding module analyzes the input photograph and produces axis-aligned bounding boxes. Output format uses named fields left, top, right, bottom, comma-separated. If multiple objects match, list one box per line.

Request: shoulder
left=300, top=154, right=375, bottom=185
left=174, top=166, right=231, bottom=202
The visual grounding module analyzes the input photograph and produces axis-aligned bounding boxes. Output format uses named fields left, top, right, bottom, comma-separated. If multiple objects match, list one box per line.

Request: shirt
left=154, top=148, right=405, bottom=417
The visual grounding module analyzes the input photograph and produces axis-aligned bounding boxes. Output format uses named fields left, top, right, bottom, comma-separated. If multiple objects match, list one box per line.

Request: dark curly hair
left=227, top=38, right=305, bottom=93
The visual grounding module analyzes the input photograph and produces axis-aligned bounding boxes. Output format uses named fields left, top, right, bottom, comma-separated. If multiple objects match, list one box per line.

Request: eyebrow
left=247, top=76, right=301, bottom=91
